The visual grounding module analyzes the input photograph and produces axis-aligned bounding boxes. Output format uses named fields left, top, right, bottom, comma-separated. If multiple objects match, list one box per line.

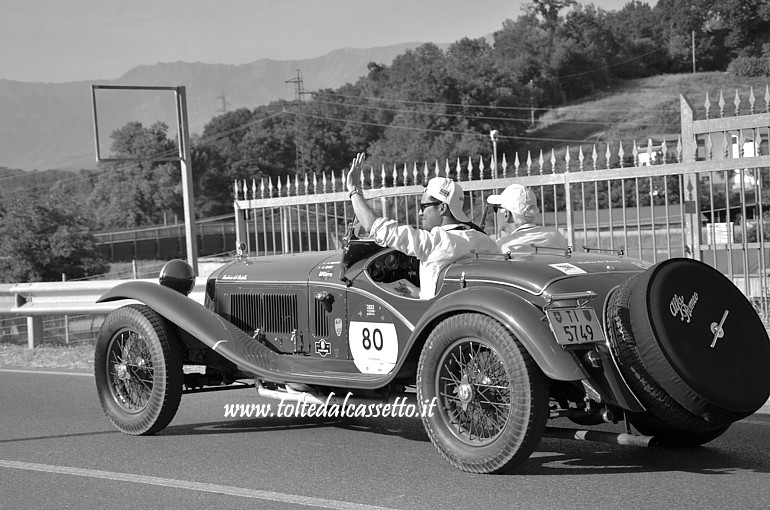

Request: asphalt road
left=2, top=368, right=770, bottom=510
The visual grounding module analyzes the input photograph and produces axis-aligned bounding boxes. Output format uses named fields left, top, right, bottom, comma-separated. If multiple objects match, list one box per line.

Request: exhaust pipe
left=255, top=380, right=416, bottom=408
left=544, top=426, right=657, bottom=447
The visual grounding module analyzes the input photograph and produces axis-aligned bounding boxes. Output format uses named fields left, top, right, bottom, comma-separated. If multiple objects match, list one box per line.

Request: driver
left=486, top=183, right=568, bottom=253
left=346, top=153, right=499, bottom=299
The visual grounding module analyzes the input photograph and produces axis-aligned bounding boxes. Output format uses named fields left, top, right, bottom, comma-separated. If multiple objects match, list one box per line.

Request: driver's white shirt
left=369, top=218, right=499, bottom=299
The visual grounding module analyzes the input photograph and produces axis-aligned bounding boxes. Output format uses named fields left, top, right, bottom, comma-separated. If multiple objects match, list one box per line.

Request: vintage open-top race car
left=94, top=227, right=770, bottom=474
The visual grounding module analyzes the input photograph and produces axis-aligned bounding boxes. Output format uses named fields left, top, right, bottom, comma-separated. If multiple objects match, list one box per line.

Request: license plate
left=546, top=307, right=604, bottom=346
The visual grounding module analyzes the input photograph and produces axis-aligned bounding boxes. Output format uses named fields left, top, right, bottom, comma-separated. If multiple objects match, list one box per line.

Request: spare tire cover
left=627, top=258, right=770, bottom=422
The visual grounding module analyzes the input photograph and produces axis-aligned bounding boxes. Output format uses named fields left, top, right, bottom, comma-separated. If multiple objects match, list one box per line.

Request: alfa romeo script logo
left=670, top=292, right=698, bottom=323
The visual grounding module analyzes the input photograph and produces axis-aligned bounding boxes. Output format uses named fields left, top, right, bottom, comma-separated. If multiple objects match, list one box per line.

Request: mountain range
left=0, top=42, right=434, bottom=172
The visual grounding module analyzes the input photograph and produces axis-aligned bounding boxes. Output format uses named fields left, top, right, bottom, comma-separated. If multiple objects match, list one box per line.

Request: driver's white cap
left=425, top=177, right=470, bottom=223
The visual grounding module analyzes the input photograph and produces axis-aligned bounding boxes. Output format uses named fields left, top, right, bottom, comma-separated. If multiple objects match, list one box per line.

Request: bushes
left=728, top=56, right=770, bottom=77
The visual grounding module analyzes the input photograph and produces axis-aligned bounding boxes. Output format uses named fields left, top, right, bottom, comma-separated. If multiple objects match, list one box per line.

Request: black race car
left=94, top=228, right=770, bottom=473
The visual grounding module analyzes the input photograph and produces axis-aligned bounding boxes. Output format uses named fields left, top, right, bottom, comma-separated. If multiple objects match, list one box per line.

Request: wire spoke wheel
left=437, top=339, right=511, bottom=445
left=107, top=328, right=156, bottom=413
left=417, top=313, right=548, bottom=474
left=95, top=305, right=182, bottom=436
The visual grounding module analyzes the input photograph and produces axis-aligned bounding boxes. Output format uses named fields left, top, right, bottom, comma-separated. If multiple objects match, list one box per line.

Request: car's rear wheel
left=94, top=305, right=182, bottom=435
left=606, top=258, right=770, bottom=442
left=417, top=313, right=548, bottom=473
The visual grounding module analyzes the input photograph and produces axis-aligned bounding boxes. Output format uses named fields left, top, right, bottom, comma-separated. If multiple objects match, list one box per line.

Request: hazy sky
left=3, top=0, right=648, bottom=83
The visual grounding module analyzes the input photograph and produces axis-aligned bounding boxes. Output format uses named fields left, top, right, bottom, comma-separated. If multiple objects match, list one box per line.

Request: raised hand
left=346, top=152, right=366, bottom=193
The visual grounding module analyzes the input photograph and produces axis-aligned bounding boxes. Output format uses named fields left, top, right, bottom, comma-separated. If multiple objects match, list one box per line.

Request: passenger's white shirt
left=497, top=223, right=568, bottom=253
left=369, top=218, right=500, bottom=299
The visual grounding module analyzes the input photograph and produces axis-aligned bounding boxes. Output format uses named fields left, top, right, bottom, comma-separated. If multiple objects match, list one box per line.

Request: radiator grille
left=314, top=300, right=329, bottom=337
left=227, top=293, right=298, bottom=334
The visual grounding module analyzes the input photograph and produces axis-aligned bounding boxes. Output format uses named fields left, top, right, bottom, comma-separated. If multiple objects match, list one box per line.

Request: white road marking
left=0, top=368, right=92, bottom=377
left=0, top=459, right=396, bottom=510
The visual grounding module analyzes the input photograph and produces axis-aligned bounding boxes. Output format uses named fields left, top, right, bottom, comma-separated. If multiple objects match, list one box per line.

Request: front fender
left=409, top=287, right=584, bottom=381
left=98, top=281, right=240, bottom=348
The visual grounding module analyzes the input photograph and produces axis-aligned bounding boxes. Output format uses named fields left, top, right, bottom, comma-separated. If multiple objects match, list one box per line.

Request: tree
left=654, top=0, right=730, bottom=72
left=0, top=192, right=108, bottom=282
left=604, top=1, right=668, bottom=79
left=89, top=121, right=182, bottom=229
left=526, top=0, right=577, bottom=30
left=199, top=108, right=259, bottom=177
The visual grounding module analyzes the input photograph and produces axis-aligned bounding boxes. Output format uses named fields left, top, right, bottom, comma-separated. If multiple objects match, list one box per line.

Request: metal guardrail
left=0, top=284, right=15, bottom=315
left=0, top=278, right=206, bottom=348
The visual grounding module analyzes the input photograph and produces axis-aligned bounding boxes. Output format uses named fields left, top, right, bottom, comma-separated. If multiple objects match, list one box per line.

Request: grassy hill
left=524, top=72, right=770, bottom=155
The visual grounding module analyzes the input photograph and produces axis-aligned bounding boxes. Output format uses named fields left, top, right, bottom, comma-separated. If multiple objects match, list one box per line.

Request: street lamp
left=490, top=130, right=499, bottom=179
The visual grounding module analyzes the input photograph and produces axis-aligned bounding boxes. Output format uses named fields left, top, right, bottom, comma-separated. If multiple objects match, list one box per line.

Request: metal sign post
left=175, top=86, right=198, bottom=273
left=91, top=84, right=199, bottom=274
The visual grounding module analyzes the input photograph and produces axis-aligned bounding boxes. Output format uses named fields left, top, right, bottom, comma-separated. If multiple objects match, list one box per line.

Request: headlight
left=158, top=259, right=196, bottom=295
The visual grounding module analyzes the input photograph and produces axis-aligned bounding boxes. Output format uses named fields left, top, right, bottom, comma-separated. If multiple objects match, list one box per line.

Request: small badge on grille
left=335, top=317, right=343, bottom=337
left=315, top=339, right=331, bottom=357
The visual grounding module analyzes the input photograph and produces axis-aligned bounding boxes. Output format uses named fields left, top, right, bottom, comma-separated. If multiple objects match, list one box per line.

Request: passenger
left=486, top=183, right=568, bottom=254
left=346, top=153, right=499, bottom=299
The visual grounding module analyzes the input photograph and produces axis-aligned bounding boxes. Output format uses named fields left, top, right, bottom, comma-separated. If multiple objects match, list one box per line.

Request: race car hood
left=448, top=251, right=651, bottom=296
left=211, top=250, right=339, bottom=283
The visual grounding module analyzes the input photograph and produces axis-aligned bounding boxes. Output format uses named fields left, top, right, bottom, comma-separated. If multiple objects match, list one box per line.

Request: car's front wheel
left=417, top=313, right=548, bottom=473
left=94, top=305, right=183, bottom=435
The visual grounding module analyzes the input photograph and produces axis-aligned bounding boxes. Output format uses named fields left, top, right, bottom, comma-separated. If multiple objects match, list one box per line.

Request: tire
left=607, top=258, right=770, bottom=434
left=417, top=313, right=548, bottom=474
left=94, top=304, right=183, bottom=435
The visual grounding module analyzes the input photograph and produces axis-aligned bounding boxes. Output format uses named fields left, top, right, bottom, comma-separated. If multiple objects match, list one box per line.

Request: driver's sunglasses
left=419, top=201, right=442, bottom=212
left=492, top=205, right=504, bottom=213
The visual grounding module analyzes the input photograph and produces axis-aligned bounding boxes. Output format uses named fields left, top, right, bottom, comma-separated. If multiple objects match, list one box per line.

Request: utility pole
left=217, top=90, right=230, bottom=113
left=529, top=79, right=535, bottom=127
left=286, top=69, right=306, bottom=174
left=692, top=31, right=696, bottom=74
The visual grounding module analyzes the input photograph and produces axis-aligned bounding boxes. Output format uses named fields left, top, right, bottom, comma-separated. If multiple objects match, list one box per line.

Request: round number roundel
left=349, top=302, right=398, bottom=374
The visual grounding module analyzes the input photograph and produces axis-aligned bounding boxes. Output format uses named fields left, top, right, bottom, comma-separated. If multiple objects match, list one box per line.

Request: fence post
left=234, top=204, right=249, bottom=253
left=62, top=273, right=69, bottom=344
left=563, top=159, right=575, bottom=249
left=27, top=316, right=42, bottom=349
left=680, top=95, right=703, bottom=261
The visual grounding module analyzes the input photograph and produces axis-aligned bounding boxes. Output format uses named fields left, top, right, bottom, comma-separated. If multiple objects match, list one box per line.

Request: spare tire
left=606, top=258, right=770, bottom=431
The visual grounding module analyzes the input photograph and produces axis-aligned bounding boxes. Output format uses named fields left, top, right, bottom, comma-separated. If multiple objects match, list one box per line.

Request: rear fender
left=409, top=287, right=584, bottom=381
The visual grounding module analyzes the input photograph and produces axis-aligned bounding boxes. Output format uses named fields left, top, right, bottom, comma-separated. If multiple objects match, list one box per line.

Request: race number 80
left=362, top=327, right=384, bottom=350
left=349, top=321, right=398, bottom=374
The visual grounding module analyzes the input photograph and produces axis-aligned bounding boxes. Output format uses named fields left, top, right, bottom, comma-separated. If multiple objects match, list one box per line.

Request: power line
left=312, top=91, right=674, bottom=114
left=557, top=46, right=667, bottom=79
left=288, top=109, right=604, bottom=144
left=309, top=98, right=673, bottom=128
